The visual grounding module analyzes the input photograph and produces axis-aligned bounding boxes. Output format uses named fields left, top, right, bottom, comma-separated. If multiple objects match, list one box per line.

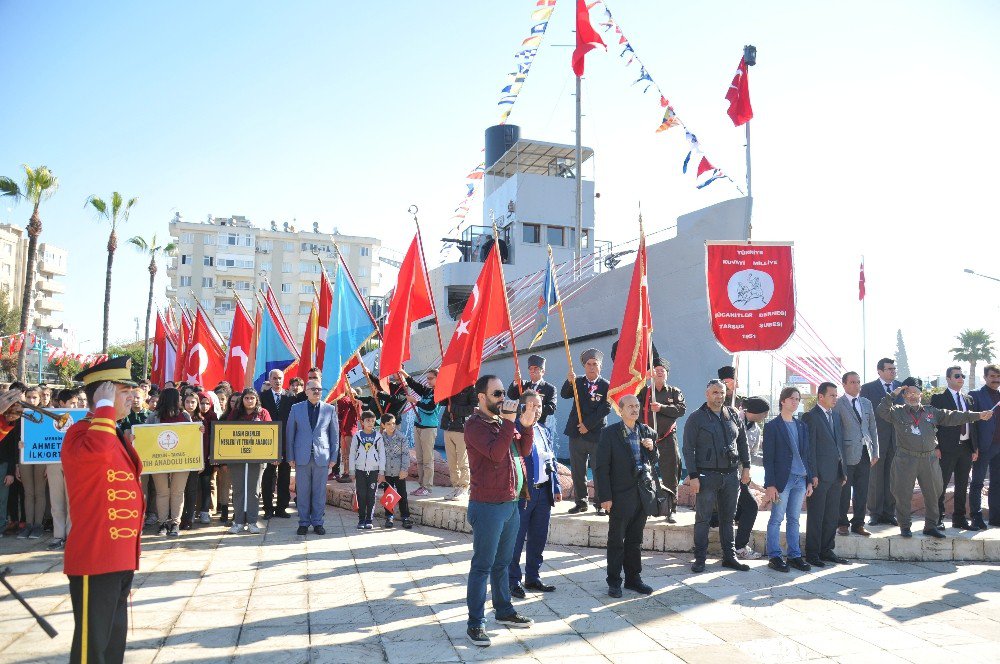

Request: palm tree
left=951, top=328, right=995, bottom=390
left=128, top=234, right=176, bottom=379
left=87, top=192, right=138, bottom=353
left=0, top=165, right=59, bottom=380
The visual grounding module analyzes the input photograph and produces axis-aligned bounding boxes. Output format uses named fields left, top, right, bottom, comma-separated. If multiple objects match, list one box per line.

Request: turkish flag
left=571, top=0, right=605, bottom=77
left=316, top=268, right=334, bottom=371
left=380, top=483, right=401, bottom=513
left=225, top=300, right=255, bottom=388
left=435, top=246, right=512, bottom=402
left=295, top=300, right=319, bottom=381
left=380, top=234, right=434, bottom=379
left=608, top=229, right=652, bottom=409
left=858, top=260, right=866, bottom=301
left=185, top=308, right=226, bottom=388
left=174, top=310, right=192, bottom=383
left=151, top=311, right=177, bottom=387
left=725, top=56, right=753, bottom=127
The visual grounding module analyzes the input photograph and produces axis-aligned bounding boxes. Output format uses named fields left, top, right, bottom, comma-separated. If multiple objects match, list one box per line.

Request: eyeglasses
left=307, top=388, right=323, bottom=393
left=490, top=390, right=505, bottom=398
left=953, top=374, right=966, bottom=379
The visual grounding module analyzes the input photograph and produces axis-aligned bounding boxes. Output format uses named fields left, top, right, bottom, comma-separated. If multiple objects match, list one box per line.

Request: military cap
left=717, top=365, right=736, bottom=380
left=579, top=348, right=603, bottom=365
left=528, top=354, right=546, bottom=369
left=73, top=356, right=138, bottom=388
left=901, top=377, right=923, bottom=389
left=743, top=397, right=770, bottom=414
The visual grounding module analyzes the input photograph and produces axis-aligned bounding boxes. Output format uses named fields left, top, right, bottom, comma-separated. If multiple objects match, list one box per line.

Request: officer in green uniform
left=878, top=377, right=991, bottom=538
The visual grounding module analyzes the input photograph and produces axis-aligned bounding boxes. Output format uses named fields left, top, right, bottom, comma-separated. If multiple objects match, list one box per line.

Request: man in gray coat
left=286, top=379, right=339, bottom=536
left=835, top=371, right=879, bottom=536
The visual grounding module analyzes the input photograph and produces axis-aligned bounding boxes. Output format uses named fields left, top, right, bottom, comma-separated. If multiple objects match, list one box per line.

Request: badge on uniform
left=911, top=425, right=921, bottom=435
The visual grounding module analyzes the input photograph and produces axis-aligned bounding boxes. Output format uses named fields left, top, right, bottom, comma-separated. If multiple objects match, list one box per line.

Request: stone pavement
left=3, top=505, right=1000, bottom=663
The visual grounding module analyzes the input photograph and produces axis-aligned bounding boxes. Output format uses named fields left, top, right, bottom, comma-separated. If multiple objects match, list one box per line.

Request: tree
left=0, top=284, right=23, bottom=380
left=107, top=341, right=147, bottom=383
left=895, top=329, right=911, bottom=380
left=86, top=192, right=138, bottom=354
left=128, top=234, right=176, bottom=379
left=951, top=328, right=995, bottom=390
left=0, top=164, right=59, bottom=381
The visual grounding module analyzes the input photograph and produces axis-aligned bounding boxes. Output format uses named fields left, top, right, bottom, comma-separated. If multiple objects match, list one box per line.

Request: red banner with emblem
left=705, top=242, right=795, bottom=352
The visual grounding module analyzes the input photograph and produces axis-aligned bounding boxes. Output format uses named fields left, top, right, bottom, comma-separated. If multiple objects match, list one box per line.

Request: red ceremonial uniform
left=62, top=405, right=144, bottom=576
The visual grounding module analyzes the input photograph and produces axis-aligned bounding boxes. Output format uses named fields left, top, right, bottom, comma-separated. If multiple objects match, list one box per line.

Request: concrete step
left=325, top=482, right=1000, bottom=562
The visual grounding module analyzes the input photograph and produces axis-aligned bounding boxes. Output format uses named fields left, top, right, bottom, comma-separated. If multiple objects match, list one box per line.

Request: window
left=299, top=262, right=321, bottom=274
left=282, top=262, right=292, bottom=273
left=568, top=228, right=590, bottom=250
left=361, top=287, right=368, bottom=296
left=546, top=226, right=565, bottom=247
left=281, top=305, right=292, bottom=315
left=220, top=279, right=235, bottom=289
left=236, top=280, right=252, bottom=291
left=179, top=233, right=193, bottom=244
left=299, top=304, right=312, bottom=315
left=360, top=247, right=370, bottom=257
left=260, top=262, right=271, bottom=273
left=258, top=240, right=272, bottom=251
left=218, top=257, right=254, bottom=269
left=220, top=232, right=252, bottom=247
left=522, top=223, right=541, bottom=244
left=219, top=320, right=232, bottom=334
left=339, top=245, right=351, bottom=256
left=179, top=276, right=192, bottom=287
left=284, top=242, right=294, bottom=251
left=202, top=277, right=214, bottom=288
left=200, top=298, right=213, bottom=309
left=281, top=283, right=292, bottom=293
left=358, top=267, right=367, bottom=277
left=300, top=283, right=312, bottom=294
left=203, top=256, right=214, bottom=266
left=2, top=264, right=10, bottom=276
left=203, top=235, right=215, bottom=246
left=180, top=254, right=192, bottom=265
left=217, top=301, right=234, bottom=313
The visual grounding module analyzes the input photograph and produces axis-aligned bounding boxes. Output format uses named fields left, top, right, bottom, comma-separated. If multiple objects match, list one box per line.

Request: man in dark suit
left=969, top=364, right=1000, bottom=530
left=595, top=394, right=658, bottom=598
left=260, top=368, right=294, bottom=519
left=860, top=357, right=902, bottom=525
left=931, top=366, right=979, bottom=530
left=507, top=355, right=557, bottom=427
left=804, top=382, right=849, bottom=566
left=562, top=348, right=612, bottom=515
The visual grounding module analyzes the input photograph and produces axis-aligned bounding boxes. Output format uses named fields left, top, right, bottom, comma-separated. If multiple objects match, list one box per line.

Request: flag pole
left=743, top=44, right=756, bottom=242
left=492, top=220, right=523, bottom=392
left=575, top=74, right=583, bottom=266
left=640, top=215, right=657, bottom=438
left=409, top=205, right=447, bottom=362
left=861, top=255, right=867, bottom=382
left=550, top=245, right=583, bottom=423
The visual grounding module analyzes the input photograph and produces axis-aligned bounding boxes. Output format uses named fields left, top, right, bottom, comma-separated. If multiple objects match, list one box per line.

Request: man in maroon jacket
left=463, top=374, right=536, bottom=648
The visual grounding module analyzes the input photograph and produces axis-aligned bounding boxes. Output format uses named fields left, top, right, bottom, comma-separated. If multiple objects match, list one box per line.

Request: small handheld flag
left=530, top=250, right=559, bottom=347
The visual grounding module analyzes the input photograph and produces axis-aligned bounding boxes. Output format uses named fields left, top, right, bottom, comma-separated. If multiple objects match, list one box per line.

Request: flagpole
left=574, top=74, right=583, bottom=265
left=492, top=222, right=523, bottom=391
left=861, top=255, right=867, bottom=382
left=410, top=205, right=447, bottom=362
left=743, top=44, right=756, bottom=242
left=640, top=216, right=657, bottom=439
left=551, top=246, right=583, bottom=423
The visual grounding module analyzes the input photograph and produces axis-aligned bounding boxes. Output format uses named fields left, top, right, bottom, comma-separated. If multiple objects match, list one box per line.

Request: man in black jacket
left=804, top=382, right=849, bottom=567
left=931, top=366, right=979, bottom=530
left=562, top=348, right=612, bottom=515
left=595, top=394, right=657, bottom=597
left=260, top=368, right=294, bottom=519
left=508, top=355, right=557, bottom=427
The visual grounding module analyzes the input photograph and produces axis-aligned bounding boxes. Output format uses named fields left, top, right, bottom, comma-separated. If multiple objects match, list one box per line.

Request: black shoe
left=953, top=517, right=972, bottom=530
left=922, top=528, right=946, bottom=539
left=510, top=584, right=526, bottom=599
left=989, top=520, right=1000, bottom=528
left=313, top=525, right=326, bottom=535
left=971, top=515, right=988, bottom=531
left=467, top=627, right=491, bottom=647
left=721, top=558, right=750, bottom=572
left=936, top=519, right=945, bottom=529
left=768, top=557, right=789, bottom=572
left=296, top=526, right=309, bottom=536
left=821, top=554, right=849, bottom=565
left=275, top=511, right=291, bottom=519
left=666, top=514, right=677, bottom=524
left=496, top=613, right=534, bottom=628
left=691, top=561, right=706, bottom=573
left=595, top=507, right=608, bottom=516
left=524, top=579, right=555, bottom=592
left=900, top=528, right=912, bottom=538
left=608, top=585, right=623, bottom=598
left=806, top=557, right=825, bottom=567
left=401, top=519, right=414, bottom=529
left=624, top=579, right=653, bottom=594
left=886, top=516, right=899, bottom=526
left=568, top=503, right=587, bottom=514
left=263, top=511, right=274, bottom=520
left=383, top=519, right=394, bottom=529
left=788, top=557, right=812, bottom=572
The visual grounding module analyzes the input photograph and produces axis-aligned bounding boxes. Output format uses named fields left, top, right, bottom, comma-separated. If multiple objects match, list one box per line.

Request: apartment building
left=165, top=213, right=382, bottom=340
left=0, top=224, right=69, bottom=335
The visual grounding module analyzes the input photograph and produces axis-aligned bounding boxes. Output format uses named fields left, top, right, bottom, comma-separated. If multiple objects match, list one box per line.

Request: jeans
left=508, top=483, right=552, bottom=586
left=766, top=473, right=806, bottom=559
left=466, top=500, right=519, bottom=629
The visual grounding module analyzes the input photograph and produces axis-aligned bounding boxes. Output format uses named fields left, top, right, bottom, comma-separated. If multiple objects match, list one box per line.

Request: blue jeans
left=295, top=460, right=329, bottom=527
left=766, top=473, right=807, bottom=559
left=466, top=500, right=519, bottom=629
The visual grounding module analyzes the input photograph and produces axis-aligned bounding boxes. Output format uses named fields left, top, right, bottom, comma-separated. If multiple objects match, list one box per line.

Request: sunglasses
left=953, top=374, right=965, bottom=379
left=489, top=389, right=505, bottom=398
left=306, top=388, right=323, bottom=393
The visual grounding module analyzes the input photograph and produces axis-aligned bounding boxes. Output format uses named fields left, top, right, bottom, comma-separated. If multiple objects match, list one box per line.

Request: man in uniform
left=508, top=355, right=557, bottom=428
left=562, top=348, right=612, bottom=515
left=637, top=359, right=686, bottom=522
left=879, top=377, right=990, bottom=538
left=62, top=356, right=142, bottom=664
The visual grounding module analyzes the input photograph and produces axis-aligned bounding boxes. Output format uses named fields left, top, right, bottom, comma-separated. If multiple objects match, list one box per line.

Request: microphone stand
left=0, top=567, right=58, bottom=638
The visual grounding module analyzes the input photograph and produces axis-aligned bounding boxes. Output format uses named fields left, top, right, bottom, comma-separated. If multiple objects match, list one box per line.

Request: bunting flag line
left=683, top=131, right=726, bottom=189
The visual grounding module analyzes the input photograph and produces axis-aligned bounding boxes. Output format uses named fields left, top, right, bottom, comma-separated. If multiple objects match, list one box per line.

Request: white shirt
left=949, top=388, right=969, bottom=440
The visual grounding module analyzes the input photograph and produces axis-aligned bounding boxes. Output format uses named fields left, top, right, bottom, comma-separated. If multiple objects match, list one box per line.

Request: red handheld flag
left=435, top=246, right=512, bottom=402
left=380, top=484, right=402, bottom=513
left=608, top=228, right=652, bottom=409
left=858, top=261, right=866, bottom=301
left=725, top=56, right=753, bottom=127
left=571, top=0, right=606, bottom=77
left=380, top=234, right=434, bottom=379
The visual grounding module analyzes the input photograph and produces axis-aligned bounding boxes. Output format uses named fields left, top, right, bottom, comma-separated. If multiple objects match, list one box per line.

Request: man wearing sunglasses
left=286, top=379, right=339, bottom=536
left=929, top=367, right=979, bottom=530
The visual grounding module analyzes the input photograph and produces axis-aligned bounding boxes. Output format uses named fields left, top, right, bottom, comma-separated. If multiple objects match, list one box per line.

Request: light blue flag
left=254, top=301, right=296, bottom=391
left=321, top=259, right=377, bottom=379
left=530, top=253, right=559, bottom=347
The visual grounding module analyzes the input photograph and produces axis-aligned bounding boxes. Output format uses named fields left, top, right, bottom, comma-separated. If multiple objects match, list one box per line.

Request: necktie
left=885, top=383, right=892, bottom=394
left=852, top=398, right=861, bottom=422
left=274, top=392, right=281, bottom=408
left=955, top=392, right=968, bottom=438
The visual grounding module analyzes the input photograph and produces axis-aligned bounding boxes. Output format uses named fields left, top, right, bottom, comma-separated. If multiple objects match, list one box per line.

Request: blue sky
left=2, top=0, right=999, bottom=383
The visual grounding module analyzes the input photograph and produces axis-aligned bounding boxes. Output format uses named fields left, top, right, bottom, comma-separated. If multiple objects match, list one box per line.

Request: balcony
left=35, top=297, right=63, bottom=313
left=36, top=259, right=67, bottom=277
left=36, top=278, right=65, bottom=295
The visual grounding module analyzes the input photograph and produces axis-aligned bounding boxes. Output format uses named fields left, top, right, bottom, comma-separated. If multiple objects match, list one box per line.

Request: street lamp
left=964, top=268, right=1000, bottom=283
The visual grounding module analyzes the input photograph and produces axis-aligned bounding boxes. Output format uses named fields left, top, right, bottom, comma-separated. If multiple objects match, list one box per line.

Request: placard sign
left=132, top=422, right=204, bottom=474
left=210, top=421, right=282, bottom=463
left=19, top=409, right=89, bottom=464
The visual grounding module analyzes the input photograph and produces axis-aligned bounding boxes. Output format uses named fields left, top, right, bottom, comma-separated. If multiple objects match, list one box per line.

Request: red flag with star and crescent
left=185, top=307, right=226, bottom=388
left=434, top=245, right=512, bottom=402
left=224, top=298, right=255, bottom=388
left=607, top=224, right=652, bottom=410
